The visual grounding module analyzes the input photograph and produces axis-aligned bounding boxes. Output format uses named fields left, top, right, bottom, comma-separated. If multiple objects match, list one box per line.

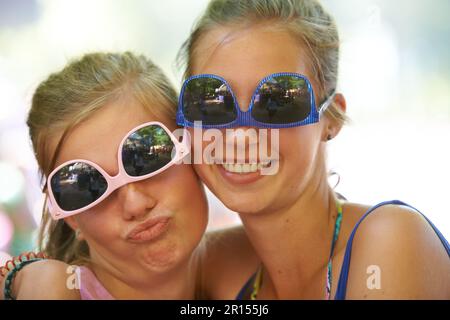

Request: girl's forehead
left=51, top=100, right=172, bottom=174
left=192, top=25, right=311, bottom=78
left=191, top=26, right=316, bottom=95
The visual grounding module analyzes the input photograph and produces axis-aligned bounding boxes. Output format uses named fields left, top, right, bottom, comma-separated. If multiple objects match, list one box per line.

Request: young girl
left=1, top=52, right=212, bottom=299
left=176, top=0, right=450, bottom=299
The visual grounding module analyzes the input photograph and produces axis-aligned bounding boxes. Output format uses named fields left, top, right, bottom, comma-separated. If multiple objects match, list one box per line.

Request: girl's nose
left=117, top=182, right=156, bottom=221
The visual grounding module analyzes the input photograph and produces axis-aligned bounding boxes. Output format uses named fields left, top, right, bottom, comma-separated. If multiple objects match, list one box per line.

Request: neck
left=88, top=248, right=200, bottom=299
left=239, top=162, right=338, bottom=299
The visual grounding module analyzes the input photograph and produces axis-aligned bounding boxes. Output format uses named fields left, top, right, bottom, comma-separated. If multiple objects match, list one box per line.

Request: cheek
left=156, top=164, right=202, bottom=198
left=76, top=207, right=120, bottom=246
left=278, top=127, right=321, bottom=176
left=193, top=162, right=215, bottom=198
left=153, top=164, right=208, bottom=230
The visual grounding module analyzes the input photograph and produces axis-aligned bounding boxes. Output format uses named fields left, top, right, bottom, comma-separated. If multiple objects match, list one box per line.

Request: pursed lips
left=125, top=215, right=172, bottom=243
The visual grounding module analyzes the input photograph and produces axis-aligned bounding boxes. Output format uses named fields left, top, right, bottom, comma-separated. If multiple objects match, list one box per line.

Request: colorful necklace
left=250, top=200, right=343, bottom=300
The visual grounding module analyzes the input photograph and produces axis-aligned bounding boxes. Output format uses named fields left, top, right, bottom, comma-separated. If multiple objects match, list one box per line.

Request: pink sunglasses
left=46, top=121, right=190, bottom=220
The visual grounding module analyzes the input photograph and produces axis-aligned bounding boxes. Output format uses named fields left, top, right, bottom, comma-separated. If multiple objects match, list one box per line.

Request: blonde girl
left=1, top=52, right=210, bottom=299
left=175, top=0, right=450, bottom=299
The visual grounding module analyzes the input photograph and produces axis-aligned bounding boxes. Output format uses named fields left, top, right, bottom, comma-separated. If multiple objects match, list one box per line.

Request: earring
left=75, top=229, right=81, bottom=239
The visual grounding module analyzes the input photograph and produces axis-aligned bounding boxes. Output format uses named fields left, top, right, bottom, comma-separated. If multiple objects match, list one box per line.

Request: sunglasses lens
left=122, top=124, right=175, bottom=177
left=182, top=77, right=237, bottom=125
left=252, top=75, right=312, bottom=124
left=50, top=162, right=108, bottom=212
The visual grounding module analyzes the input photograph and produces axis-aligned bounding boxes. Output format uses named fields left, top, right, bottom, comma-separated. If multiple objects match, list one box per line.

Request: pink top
left=75, top=266, right=115, bottom=300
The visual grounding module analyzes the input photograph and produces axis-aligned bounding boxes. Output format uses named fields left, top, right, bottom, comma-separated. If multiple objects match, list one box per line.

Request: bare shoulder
left=7, top=259, right=80, bottom=300
left=342, top=202, right=450, bottom=299
left=199, top=225, right=259, bottom=299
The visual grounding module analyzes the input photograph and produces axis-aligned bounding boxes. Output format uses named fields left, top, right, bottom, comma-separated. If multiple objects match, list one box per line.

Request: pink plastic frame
left=46, top=121, right=190, bottom=220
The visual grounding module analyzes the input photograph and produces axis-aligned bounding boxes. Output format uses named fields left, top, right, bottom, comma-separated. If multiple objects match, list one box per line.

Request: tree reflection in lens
left=122, top=125, right=175, bottom=177
left=50, top=162, right=108, bottom=211
left=252, top=75, right=311, bottom=123
left=183, top=77, right=236, bottom=124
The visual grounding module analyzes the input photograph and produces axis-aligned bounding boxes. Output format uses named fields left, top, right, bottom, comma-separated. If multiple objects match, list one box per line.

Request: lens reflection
left=182, top=77, right=236, bottom=125
left=50, top=162, right=108, bottom=211
left=122, top=125, right=175, bottom=177
left=252, top=76, right=312, bottom=123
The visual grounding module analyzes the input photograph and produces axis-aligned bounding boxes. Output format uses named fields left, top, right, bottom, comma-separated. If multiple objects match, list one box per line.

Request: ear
left=64, top=216, right=84, bottom=241
left=322, top=93, right=347, bottom=141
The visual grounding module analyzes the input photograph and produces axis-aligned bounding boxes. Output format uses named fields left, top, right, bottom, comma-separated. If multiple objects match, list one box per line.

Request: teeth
left=221, top=161, right=271, bottom=174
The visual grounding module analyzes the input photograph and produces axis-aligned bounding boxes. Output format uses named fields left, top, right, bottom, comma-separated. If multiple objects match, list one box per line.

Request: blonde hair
left=27, top=52, right=178, bottom=264
left=177, top=0, right=348, bottom=125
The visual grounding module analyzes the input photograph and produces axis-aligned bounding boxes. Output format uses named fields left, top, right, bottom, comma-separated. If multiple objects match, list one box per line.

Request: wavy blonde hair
left=27, top=52, right=177, bottom=264
left=177, top=0, right=348, bottom=125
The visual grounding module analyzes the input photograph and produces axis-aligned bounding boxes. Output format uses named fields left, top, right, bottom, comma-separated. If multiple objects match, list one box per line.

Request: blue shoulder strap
left=235, top=271, right=257, bottom=300
left=334, top=199, right=450, bottom=300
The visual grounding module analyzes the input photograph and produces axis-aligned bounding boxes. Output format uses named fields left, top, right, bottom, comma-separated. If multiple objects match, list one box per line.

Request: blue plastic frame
left=177, top=72, right=335, bottom=129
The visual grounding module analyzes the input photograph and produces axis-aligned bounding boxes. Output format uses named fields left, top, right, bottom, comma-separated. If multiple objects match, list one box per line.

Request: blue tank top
left=235, top=200, right=450, bottom=300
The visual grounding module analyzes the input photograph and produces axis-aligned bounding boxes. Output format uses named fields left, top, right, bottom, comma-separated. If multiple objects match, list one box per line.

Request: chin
left=215, top=189, right=272, bottom=215
left=139, top=239, right=185, bottom=273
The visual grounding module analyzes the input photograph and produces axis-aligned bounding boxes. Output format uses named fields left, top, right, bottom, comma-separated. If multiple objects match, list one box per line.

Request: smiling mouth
left=220, top=161, right=271, bottom=174
left=215, top=160, right=278, bottom=185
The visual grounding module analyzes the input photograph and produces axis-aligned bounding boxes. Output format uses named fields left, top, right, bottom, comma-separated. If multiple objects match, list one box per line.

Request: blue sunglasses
left=177, top=72, right=336, bottom=129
